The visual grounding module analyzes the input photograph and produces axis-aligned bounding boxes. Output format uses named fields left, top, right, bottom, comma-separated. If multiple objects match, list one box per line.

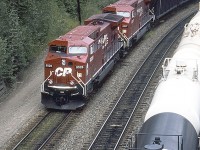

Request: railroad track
left=86, top=12, right=196, bottom=150
left=12, top=111, right=72, bottom=150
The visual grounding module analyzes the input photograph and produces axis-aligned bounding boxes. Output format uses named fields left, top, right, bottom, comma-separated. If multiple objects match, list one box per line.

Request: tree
left=7, top=1, right=26, bottom=79
left=0, top=38, right=8, bottom=80
left=0, top=0, right=118, bottom=85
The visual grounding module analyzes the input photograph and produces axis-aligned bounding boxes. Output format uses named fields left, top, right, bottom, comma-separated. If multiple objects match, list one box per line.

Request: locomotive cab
left=41, top=28, right=95, bottom=110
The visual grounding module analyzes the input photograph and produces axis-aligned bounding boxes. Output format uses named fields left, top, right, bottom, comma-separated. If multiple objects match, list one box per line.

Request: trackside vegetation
left=0, top=0, right=117, bottom=86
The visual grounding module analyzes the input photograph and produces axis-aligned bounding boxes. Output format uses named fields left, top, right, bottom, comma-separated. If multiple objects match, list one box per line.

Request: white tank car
left=135, top=7, right=200, bottom=150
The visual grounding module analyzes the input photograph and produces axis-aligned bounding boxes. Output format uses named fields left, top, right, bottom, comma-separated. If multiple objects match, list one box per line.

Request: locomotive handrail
left=76, top=72, right=87, bottom=96
left=70, top=72, right=87, bottom=96
left=41, top=71, right=87, bottom=96
left=118, top=30, right=128, bottom=47
left=149, top=8, right=155, bottom=21
left=41, top=71, right=54, bottom=93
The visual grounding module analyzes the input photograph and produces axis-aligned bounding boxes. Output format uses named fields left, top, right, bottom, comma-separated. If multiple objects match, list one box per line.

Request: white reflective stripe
left=48, top=85, right=77, bottom=90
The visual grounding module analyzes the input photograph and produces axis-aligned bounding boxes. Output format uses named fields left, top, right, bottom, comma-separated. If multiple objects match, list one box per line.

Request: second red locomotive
left=103, top=0, right=154, bottom=48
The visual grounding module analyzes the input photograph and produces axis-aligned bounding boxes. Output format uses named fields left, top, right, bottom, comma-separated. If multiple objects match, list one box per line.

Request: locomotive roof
left=113, top=0, right=138, bottom=5
left=49, top=25, right=99, bottom=46
left=113, top=0, right=150, bottom=5
left=65, top=26, right=100, bottom=38
left=60, top=26, right=99, bottom=40
left=103, top=4, right=134, bottom=13
left=85, top=13, right=123, bottom=30
left=85, top=13, right=123, bottom=24
left=104, top=0, right=149, bottom=13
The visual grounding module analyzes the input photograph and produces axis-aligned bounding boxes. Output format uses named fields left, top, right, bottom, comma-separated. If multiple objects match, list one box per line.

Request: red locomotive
left=41, top=13, right=124, bottom=110
left=41, top=0, right=192, bottom=110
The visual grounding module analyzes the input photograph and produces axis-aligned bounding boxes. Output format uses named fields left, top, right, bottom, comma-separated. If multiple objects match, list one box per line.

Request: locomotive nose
left=42, top=56, right=87, bottom=110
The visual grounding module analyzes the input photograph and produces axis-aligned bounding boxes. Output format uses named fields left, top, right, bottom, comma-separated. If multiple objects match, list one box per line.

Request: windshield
left=50, top=45, right=66, bottom=53
left=69, top=47, right=87, bottom=54
left=116, top=11, right=130, bottom=18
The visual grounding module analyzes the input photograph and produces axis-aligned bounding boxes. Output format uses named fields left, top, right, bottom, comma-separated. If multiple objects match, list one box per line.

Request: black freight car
left=150, top=0, right=192, bottom=19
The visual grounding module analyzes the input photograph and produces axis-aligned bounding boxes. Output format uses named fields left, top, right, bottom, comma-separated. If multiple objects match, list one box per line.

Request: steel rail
left=38, top=112, right=72, bottom=150
left=12, top=111, right=71, bottom=150
left=12, top=112, right=50, bottom=150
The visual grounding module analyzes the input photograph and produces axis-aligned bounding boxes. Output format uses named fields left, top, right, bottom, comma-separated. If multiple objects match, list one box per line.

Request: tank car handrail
left=135, top=133, right=183, bottom=136
left=162, top=58, right=171, bottom=79
left=135, top=133, right=183, bottom=150
left=162, top=58, right=199, bottom=80
left=149, top=8, right=155, bottom=21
